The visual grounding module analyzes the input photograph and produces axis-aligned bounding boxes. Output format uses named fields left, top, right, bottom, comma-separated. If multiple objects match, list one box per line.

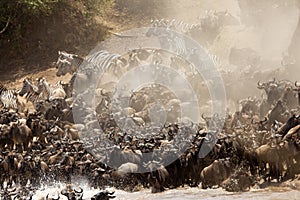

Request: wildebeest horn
left=53, top=196, right=60, bottom=200
left=257, top=80, right=263, bottom=87
left=262, top=117, right=268, bottom=122
left=74, top=187, right=83, bottom=193
left=8, top=187, right=16, bottom=193
left=61, top=190, right=67, bottom=196
left=201, top=113, right=208, bottom=120
left=153, top=160, right=161, bottom=164
left=281, top=59, right=287, bottom=66
left=107, top=191, right=115, bottom=195
left=46, top=193, right=60, bottom=200
left=143, top=161, right=150, bottom=167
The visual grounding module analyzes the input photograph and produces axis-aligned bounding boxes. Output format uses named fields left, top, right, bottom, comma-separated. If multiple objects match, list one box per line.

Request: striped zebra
left=168, top=35, right=188, bottom=56
left=19, top=78, right=44, bottom=104
left=148, top=18, right=198, bottom=34
left=186, top=48, right=221, bottom=70
left=209, top=53, right=221, bottom=67
left=56, top=50, right=125, bottom=77
left=0, top=84, right=18, bottom=109
left=85, top=50, right=123, bottom=73
left=146, top=19, right=188, bottom=57
left=56, top=51, right=86, bottom=76
left=37, top=77, right=66, bottom=101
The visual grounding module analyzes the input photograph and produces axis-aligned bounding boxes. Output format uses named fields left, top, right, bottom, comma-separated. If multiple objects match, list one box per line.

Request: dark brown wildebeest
left=200, top=159, right=234, bottom=189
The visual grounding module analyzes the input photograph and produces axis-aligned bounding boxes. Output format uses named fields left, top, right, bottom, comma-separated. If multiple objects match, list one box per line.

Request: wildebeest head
left=61, top=186, right=83, bottom=200
left=294, top=81, right=300, bottom=105
left=91, top=190, right=115, bottom=200
left=257, top=78, right=276, bottom=90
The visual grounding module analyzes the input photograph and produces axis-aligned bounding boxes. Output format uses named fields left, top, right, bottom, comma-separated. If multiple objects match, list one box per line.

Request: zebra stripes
left=0, top=84, right=18, bottom=109
left=148, top=18, right=198, bottom=34
left=56, top=50, right=124, bottom=76
left=168, top=35, right=187, bottom=56
left=146, top=19, right=190, bottom=57
left=37, top=77, right=66, bottom=101
left=85, top=51, right=122, bottom=73
left=56, top=51, right=86, bottom=76
left=209, top=53, right=221, bottom=67
left=19, top=78, right=44, bottom=104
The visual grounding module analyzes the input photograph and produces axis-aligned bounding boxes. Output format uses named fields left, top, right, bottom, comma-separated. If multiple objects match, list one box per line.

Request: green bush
left=0, top=0, right=61, bottom=35
left=0, top=0, right=113, bottom=36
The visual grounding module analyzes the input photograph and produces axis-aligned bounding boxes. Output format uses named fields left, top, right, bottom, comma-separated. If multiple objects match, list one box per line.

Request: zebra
left=19, top=78, right=44, bottom=104
left=0, top=84, right=18, bottom=109
left=146, top=19, right=189, bottom=57
left=168, top=35, right=188, bottom=56
left=208, top=53, right=221, bottom=67
left=37, top=77, right=66, bottom=101
left=56, top=51, right=86, bottom=76
left=85, top=51, right=123, bottom=74
left=148, top=18, right=198, bottom=35
left=56, top=50, right=125, bottom=77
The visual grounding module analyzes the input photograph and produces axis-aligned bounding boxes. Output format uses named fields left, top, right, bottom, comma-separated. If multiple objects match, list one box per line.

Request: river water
left=32, top=182, right=300, bottom=200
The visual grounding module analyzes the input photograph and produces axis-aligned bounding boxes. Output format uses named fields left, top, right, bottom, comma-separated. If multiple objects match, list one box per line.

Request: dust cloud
left=97, top=0, right=300, bottom=114
left=145, top=0, right=300, bottom=112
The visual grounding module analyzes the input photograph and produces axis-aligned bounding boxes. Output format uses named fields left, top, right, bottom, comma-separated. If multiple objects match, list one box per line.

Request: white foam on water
left=30, top=181, right=300, bottom=200
left=32, top=180, right=114, bottom=200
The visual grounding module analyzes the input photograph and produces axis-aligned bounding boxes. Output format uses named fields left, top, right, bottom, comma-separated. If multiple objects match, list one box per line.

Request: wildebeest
left=91, top=190, right=116, bottom=200
left=109, top=146, right=141, bottom=167
left=61, top=185, right=83, bottom=200
left=144, top=161, right=169, bottom=193
left=294, top=81, right=300, bottom=105
left=200, top=159, right=234, bottom=189
left=267, top=100, right=290, bottom=125
left=112, top=162, right=138, bottom=178
left=10, top=120, right=32, bottom=151
left=257, top=79, right=283, bottom=105
left=276, top=114, right=300, bottom=137
left=254, top=141, right=300, bottom=181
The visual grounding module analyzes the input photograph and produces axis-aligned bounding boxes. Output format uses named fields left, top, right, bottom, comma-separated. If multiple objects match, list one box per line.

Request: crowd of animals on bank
left=1, top=7, right=300, bottom=200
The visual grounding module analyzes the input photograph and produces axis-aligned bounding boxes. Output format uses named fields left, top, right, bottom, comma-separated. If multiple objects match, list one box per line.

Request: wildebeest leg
left=151, top=178, right=164, bottom=193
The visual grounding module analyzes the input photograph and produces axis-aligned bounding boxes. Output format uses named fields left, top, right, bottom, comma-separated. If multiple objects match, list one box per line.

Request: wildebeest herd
left=1, top=14, right=300, bottom=200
